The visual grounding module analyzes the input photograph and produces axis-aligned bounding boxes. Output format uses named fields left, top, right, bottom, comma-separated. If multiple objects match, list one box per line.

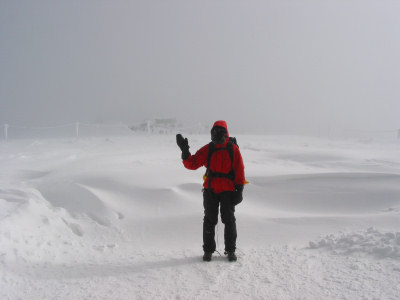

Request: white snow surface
left=1, top=134, right=400, bottom=299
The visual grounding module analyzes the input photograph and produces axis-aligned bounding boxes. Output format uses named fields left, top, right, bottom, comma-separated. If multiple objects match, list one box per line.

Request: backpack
left=204, top=137, right=239, bottom=183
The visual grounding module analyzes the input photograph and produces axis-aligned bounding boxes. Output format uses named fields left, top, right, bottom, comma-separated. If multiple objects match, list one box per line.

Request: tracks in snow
left=2, top=246, right=400, bottom=300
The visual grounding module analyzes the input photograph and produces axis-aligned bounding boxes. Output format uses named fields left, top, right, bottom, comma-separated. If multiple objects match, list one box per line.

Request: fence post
left=75, top=122, right=80, bottom=138
left=4, top=124, right=8, bottom=140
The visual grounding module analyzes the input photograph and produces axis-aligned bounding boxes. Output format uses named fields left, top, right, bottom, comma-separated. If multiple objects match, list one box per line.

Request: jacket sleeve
left=233, top=145, right=245, bottom=186
left=182, top=144, right=208, bottom=170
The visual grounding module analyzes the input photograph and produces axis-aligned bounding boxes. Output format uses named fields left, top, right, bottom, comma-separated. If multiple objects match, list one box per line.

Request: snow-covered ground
left=1, top=134, right=400, bottom=299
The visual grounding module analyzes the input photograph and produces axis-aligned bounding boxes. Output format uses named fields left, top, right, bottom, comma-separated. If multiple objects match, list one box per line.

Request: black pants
left=203, top=189, right=237, bottom=253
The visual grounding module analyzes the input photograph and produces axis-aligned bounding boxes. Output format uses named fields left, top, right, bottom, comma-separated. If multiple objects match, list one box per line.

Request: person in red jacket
left=176, top=120, right=245, bottom=262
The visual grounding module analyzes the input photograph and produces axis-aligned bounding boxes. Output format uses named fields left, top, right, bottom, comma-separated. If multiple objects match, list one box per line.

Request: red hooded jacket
left=183, top=120, right=246, bottom=193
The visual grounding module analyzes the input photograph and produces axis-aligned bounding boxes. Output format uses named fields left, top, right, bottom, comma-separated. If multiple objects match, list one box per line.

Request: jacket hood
left=212, top=120, right=229, bottom=138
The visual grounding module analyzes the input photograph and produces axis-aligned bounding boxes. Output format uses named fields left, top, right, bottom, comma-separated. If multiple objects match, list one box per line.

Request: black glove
left=176, top=134, right=191, bottom=160
left=232, top=185, right=243, bottom=206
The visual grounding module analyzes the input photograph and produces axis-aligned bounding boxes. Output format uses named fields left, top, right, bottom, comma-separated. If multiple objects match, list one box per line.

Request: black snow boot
left=226, top=252, right=237, bottom=262
left=203, top=252, right=212, bottom=262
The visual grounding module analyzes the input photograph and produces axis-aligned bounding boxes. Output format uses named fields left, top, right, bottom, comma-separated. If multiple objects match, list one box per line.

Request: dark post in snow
left=75, top=122, right=80, bottom=138
left=4, top=124, right=8, bottom=140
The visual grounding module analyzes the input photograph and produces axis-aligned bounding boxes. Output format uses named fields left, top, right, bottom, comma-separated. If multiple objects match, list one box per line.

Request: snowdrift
left=1, top=135, right=400, bottom=299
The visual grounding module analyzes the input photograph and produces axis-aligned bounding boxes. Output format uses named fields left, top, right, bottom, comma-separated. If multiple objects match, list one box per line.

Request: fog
left=1, top=0, right=399, bottom=136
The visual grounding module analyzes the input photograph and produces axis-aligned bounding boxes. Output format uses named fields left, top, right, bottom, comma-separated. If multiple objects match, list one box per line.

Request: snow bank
left=309, top=227, right=400, bottom=259
left=0, top=187, right=109, bottom=264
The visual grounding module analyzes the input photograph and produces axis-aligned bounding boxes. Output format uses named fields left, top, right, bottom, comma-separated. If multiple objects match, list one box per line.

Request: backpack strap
left=226, top=141, right=234, bottom=163
left=205, top=142, right=214, bottom=173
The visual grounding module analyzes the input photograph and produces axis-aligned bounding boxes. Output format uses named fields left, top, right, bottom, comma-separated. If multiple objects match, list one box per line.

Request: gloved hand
left=232, top=185, right=243, bottom=205
left=176, top=134, right=191, bottom=160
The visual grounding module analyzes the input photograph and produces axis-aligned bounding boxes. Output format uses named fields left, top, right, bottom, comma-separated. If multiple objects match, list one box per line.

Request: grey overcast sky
left=0, top=0, right=399, bottom=135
